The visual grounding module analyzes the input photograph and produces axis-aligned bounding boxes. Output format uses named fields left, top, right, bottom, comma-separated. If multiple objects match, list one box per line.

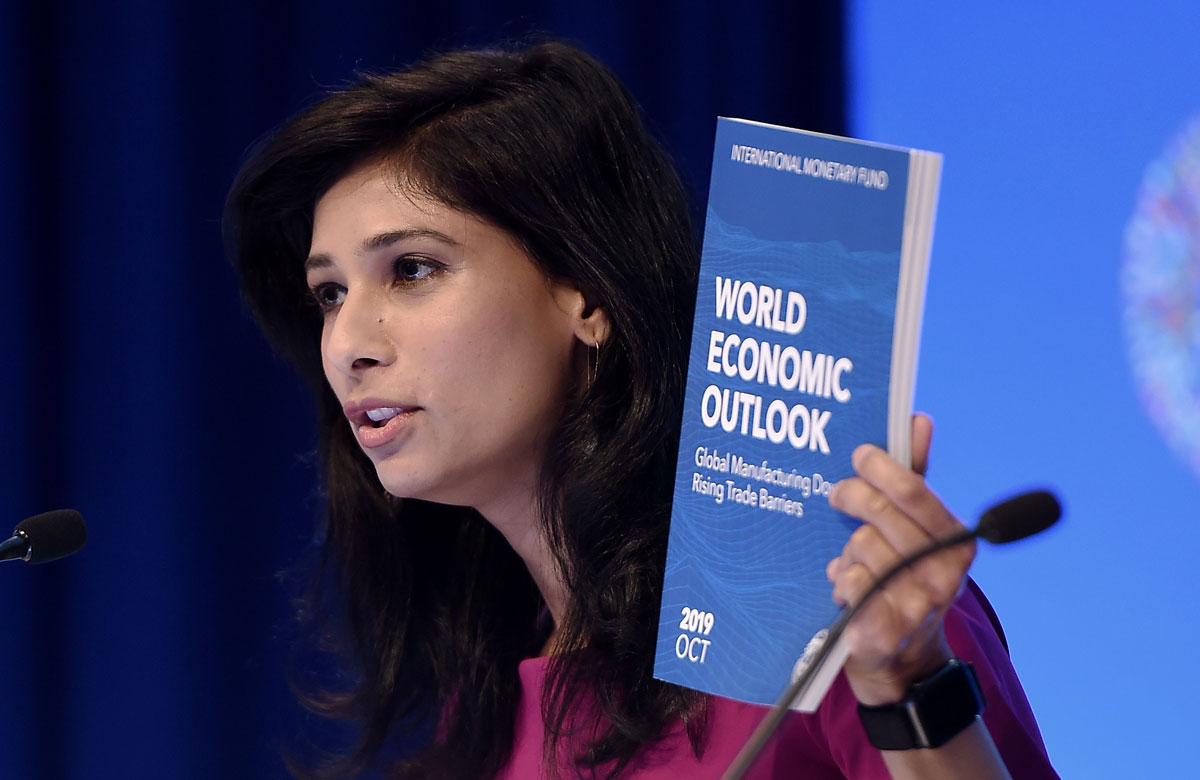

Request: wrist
left=857, top=658, right=988, bottom=751
left=848, top=644, right=954, bottom=706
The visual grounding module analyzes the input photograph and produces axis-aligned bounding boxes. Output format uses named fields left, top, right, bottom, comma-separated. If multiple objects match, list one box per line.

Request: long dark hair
left=225, top=42, right=703, bottom=778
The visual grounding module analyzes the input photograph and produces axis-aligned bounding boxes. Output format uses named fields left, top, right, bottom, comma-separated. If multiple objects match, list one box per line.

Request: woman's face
left=306, top=163, right=586, bottom=517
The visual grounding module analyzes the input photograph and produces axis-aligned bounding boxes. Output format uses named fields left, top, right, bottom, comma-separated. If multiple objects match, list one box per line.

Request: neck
left=477, top=487, right=570, bottom=655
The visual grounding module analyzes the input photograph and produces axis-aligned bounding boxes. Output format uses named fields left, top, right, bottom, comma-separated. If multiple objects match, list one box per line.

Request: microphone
left=0, top=509, right=88, bottom=564
left=720, top=489, right=1062, bottom=780
left=974, top=489, right=1060, bottom=544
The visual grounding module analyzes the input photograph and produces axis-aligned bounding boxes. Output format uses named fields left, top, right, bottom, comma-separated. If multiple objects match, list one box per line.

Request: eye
left=394, top=255, right=444, bottom=285
left=309, top=282, right=346, bottom=310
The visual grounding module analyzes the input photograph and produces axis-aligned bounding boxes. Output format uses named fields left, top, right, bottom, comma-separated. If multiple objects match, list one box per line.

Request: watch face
left=858, top=660, right=984, bottom=750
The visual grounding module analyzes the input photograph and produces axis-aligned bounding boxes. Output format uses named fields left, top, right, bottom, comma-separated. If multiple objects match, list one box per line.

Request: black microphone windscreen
left=15, top=509, right=87, bottom=563
left=975, top=490, right=1061, bottom=545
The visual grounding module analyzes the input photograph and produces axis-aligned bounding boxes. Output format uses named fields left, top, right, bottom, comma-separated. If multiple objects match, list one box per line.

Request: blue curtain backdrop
left=0, top=2, right=845, bottom=777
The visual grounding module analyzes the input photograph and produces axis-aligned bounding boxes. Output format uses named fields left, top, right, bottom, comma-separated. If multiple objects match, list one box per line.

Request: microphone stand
left=0, top=530, right=31, bottom=562
left=719, top=526, right=978, bottom=780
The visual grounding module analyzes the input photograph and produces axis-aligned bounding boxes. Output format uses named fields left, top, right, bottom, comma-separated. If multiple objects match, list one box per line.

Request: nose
left=322, top=289, right=395, bottom=378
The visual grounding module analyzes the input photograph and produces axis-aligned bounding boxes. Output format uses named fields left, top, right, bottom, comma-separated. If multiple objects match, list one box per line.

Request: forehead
left=311, top=165, right=458, bottom=242
left=305, top=162, right=545, bottom=286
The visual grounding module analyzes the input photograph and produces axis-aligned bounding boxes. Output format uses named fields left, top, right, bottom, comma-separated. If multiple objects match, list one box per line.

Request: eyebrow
left=304, top=227, right=460, bottom=273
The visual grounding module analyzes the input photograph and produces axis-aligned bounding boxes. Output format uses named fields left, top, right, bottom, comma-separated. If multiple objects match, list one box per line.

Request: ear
left=554, top=284, right=611, bottom=347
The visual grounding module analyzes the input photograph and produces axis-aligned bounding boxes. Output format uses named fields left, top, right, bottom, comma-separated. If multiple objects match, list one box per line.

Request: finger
left=838, top=523, right=900, bottom=579
left=831, top=561, right=871, bottom=607
left=838, top=541, right=956, bottom=655
left=826, top=554, right=842, bottom=582
left=848, top=444, right=960, bottom=539
left=831, top=523, right=907, bottom=606
left=830, top=474, right=936, bottom=554
left=831, top=476, right=976, bottom=610
left=911, top=413, right=933, bottom=477
left=832, top=518, right=966, bottom=618
left=833, top=542, right=974, bottom=619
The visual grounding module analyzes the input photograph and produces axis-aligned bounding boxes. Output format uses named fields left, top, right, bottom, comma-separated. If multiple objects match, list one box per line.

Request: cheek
left=437, top=301, right=572, bottom=413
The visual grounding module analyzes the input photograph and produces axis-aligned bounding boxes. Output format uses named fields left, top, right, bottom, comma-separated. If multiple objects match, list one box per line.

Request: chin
left=375, top=469, right=429, bottom=502
left=374, top=462, right=452, bottom=507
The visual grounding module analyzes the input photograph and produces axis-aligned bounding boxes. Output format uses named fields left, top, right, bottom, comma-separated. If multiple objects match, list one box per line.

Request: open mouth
left=350, top=405, right=418, bottom=450
left=365, top=407, right=406, bottom=428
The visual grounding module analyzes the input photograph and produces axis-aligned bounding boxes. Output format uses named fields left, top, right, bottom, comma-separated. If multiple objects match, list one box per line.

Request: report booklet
left=653, top=117, right=941, bottom=711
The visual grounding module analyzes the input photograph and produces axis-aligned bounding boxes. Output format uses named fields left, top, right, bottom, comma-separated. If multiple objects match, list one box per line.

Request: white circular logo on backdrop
left=1122, top=113, right=1200, bottom=479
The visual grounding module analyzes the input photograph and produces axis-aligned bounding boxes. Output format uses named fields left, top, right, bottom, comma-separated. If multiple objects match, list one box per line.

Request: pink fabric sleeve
left=499, top=581, right=1058, bottom=779
left=779, top=578, right=1059, bottom=779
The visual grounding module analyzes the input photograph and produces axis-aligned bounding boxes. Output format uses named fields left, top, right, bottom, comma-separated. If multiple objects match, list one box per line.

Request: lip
left=343, top=398, right=421, bottom=450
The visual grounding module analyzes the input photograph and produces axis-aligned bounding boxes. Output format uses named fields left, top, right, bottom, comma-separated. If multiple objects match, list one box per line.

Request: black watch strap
left=857, top=659, right=987, bottom=750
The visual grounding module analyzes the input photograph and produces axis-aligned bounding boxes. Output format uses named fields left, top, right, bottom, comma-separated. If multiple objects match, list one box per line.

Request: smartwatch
left=857, top=658, right=987, bottom=750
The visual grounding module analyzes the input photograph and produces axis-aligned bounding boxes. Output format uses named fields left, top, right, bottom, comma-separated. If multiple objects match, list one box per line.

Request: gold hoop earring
left=588, top=341, right=599, bottom=391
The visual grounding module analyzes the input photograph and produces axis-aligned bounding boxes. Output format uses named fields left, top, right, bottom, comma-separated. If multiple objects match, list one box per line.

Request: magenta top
left=496, top=581, right=1058, bottom=779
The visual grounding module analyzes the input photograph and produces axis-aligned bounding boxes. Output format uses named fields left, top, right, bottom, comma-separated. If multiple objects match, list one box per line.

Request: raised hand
left=825, top=414, right=976, bottom=705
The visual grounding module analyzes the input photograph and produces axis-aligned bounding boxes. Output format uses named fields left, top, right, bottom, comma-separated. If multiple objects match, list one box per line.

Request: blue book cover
left=653, top=118, right=941, bottom=708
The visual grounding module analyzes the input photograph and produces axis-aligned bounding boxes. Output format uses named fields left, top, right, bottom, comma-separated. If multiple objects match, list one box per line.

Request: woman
left=225, top=42, right=1056, bottom=779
